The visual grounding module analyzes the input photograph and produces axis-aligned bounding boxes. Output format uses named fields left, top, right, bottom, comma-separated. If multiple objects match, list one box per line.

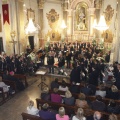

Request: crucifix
left=10, top=31, right=17, bottom=55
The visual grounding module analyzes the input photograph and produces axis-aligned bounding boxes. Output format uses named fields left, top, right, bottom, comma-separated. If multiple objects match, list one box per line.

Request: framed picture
left=27, top=8, right=35, bottom=21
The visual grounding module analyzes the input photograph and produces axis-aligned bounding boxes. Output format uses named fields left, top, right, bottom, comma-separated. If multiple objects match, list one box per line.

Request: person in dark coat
left=106, top=85, right=120, bottom=100
left=91, top=95, right=106, bottom=111
left=41, top=87, right=50, bottom=101
left=58, top=54, right=65, bottom=68
left=107, top=99, right=120, bottom=114
left=89, top=66, right=99, bottom=86
left=69, top=82, right=80, bottom=94
left=39, top=103, right=56, bottom=120
left=47, top=51, right=55, bottom=73
left=63, top=90, right=75, bottom=105
left=70, top=62, right=81, bottom=83
left=51, top=78, right=59, bottom=90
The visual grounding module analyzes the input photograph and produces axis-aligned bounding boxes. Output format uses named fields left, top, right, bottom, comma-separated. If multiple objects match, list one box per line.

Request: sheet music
left=36, top=70, right=46, bottom=75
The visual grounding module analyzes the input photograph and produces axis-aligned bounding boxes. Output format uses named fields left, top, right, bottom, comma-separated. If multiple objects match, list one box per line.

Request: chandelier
left=24, top=0, right=40, bottom=34
left=95, top=15, right=109, bottom=31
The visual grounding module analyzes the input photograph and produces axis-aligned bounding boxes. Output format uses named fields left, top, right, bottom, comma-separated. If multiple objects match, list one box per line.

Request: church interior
left=0, top=0, right=120, bottom=120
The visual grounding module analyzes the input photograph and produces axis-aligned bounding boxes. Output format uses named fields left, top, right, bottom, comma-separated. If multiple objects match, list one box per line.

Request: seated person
left=56, top=107, right=69, bottom=120
left=27, top=100, right=39, bottom=116
left=63, top=90, right=75, bottom=105
left=91, top=95, right=106, bottom=111
left=8, top=71, right=25, bottom=91
left=106, top=85, right=119, bottom=100
left=2, top=70, right=9, bottom=80
left=80, top=83, right=92, bottom=95
left=69, top=82, right=80, bottom=94
left=72, top=108, right=86, bottom=120
left=75, top=93, right=89, bottom=108
left=51, top=88, right=62, bottom=103
left=109, top=114, right=118, bottom=120
left=87, top=111, right=103, bottom=120
left=58, top=80, right=68, bottom=92
left=87, top=84, right=96, bottom=95
left=51, top=78, right=59, bottom=90
left=107, top=100, right=120, bottom=114
left=41, top=87, right=50, bottom=101
left=39, top=103, right=56, bottom=120
left=95, top=84, right=106, bottom=98
left=0, top=81, right=9, bottom=93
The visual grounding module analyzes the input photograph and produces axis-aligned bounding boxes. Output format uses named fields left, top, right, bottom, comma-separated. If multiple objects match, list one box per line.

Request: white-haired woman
left=56, top=107, right=69, bottom=120
left=63, top=90, right=75, bottom=105
left=72, top=108, right=86, bottom=120
left=27, top=100, right=39, bottom=116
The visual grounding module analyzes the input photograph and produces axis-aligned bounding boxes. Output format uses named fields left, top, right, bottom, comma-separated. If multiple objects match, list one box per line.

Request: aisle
left=0, top=76, right=41, bottom=120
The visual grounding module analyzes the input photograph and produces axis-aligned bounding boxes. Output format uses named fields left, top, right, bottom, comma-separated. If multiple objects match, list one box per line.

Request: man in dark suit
left=114, top=63, right=120, bottom=89
left=91, top=95, right=106, bottom=111
left=47, top=51, right=55, bottom=74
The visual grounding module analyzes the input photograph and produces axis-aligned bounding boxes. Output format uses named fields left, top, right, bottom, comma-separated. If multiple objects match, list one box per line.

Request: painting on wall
left=104, top=5, right=114, bottom=25
left=75, top=2, right=88, bottom=31
left=0, top=14, right=2, bottom=32
left=27, top=8, right=35, bottom=21
left=102, top=30, right=113, bottom=43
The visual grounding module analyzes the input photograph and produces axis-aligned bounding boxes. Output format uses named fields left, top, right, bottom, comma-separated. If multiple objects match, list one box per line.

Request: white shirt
left=59, top=86, right=68, bottom=91
left=0, top=82, right=9, bottom=93
left=72, top=116, right=86, bottom=120
left=95, top=90, right=106, bottom=98
left=27, top=106, right=39, bottom=116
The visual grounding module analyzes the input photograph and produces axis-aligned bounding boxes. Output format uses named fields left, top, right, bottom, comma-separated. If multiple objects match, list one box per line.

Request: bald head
left=94, top=111, right=102, bottom=120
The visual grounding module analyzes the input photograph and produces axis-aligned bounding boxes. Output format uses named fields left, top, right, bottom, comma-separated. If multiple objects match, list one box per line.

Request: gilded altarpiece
left=74, top=2, right=88, bottom=31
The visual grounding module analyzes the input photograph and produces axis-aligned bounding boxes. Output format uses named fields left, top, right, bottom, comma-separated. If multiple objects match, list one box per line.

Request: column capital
left=38, top=0, right=45, bottom=9
left=88, top=8, right=96, bottom=15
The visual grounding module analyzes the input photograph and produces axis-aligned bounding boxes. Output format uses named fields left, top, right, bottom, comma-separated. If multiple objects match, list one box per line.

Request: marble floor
left=0, top=76, right=43, bottom=120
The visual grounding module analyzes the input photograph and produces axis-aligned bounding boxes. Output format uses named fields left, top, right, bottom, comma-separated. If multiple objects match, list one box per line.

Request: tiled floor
left=0, top=76, right=42, bottom=120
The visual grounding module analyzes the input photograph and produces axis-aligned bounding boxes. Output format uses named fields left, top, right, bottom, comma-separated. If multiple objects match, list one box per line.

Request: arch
left=70, top=0, right=91, bottom=10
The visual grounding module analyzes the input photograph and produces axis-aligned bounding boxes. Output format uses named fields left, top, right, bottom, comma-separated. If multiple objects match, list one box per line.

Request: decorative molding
left=46, top=9, right=59, bottom=29
left=45, top=30, right=61, bottom=41
left=38, top=0, right=45, bottom=9
left=102, top=30, right=113, bottom=43
left=104, top=5, right=114, bottom=25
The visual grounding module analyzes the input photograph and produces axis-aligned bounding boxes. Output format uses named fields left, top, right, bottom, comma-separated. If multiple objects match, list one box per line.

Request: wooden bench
left=2, top=80, right=17, bottom=92
left=21, top=112, right=49, bottom=120
left=0, top=87, right=9, bottom=103
left=36, top=98, right=120, bottom=120
left=49, top=90, right=120, bottom=106
left=13, top=74, right=28, bottom=87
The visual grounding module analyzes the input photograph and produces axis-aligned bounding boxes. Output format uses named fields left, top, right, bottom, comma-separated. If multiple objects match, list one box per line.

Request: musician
left=26, top=45, right=31, bottom=55
left=66, top=48, right=72, bottom=68
left=47, top=51, right=55, bottom=74
left=73, top=48, right=79, bottom=61
left=38, top=47, right=45, bottom=66
left=0, top=58, right=7, bottom=71
left=58, top=54, right=65, bottom=74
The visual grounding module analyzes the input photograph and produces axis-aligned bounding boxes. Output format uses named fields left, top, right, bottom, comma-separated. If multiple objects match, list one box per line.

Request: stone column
left=88, top=8, right=95, bottom=37
left=67, top=9, right=72, bottom=42
left=38, top=0, right=44, bottom=47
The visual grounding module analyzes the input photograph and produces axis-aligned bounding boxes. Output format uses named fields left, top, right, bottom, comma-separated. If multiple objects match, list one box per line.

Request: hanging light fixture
left=61, top=20, right=67, bottom=29
left=95, top=15, right=109, bottom=31
left=93, top=0, right=109, bottom=31
left=24, top=0, right=40, bottom=34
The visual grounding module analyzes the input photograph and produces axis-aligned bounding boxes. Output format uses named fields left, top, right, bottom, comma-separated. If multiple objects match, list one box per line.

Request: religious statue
left=75, top=2, right=88, bottom=31
left=77, top=8, right=86, bottom=30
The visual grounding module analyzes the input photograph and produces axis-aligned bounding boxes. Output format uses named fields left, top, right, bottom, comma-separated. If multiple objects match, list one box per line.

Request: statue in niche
left=75, top=2, right=88, bottom=31
left=77, top=7, right=86, bottom=30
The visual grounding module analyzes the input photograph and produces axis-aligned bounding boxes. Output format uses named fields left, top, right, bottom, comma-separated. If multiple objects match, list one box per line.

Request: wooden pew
left=49, top=90, right=120, bottom=106
left=0, top=87, right=9, bottom=104
left=2, top=80, right=17, bottom=92
left=36, top=98, right=120, bottom=120
left=21, top=112, right=49, bottom=120
left=13, top=74, right=28, bottom=87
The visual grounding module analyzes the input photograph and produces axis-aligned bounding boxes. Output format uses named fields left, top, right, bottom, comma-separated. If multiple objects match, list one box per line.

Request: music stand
left=36, top=69, right=47, bottom=90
